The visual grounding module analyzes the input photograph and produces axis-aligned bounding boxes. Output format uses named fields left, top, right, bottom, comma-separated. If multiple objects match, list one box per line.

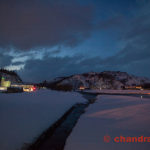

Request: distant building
left=79, top=86, right=85, bottom=90
left=11, top=83, right=36, bottom=92
left=0, top=77, right=11, bottom=92
left=0, top=86, right=7, bottom=91
left=125, top=85, right=142, bottom=90
left=0, top=77, right=11, bottom=88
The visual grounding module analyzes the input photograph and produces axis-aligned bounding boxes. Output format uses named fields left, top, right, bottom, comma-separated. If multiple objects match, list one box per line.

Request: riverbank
left=25, top=93, right=98, bottom=150
left=78, top=89, right=150, bottom=95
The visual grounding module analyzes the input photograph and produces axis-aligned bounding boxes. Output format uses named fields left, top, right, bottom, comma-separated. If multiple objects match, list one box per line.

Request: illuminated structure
left=0, top=77, right=11, bottom=87
left=23, top=85, right=36, bottom=92
left=79, top=86, right=85, bottom=90
left=125, top=86, right=142, bottom=90
left=11, top=83, right=36, bottom=92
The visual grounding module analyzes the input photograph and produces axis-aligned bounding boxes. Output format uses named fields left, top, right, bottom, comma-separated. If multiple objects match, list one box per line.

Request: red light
left=32, top=86, right=36, bottom=91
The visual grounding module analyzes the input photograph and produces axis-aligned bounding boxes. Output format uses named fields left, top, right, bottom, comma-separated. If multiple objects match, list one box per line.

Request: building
left=0, top=77, right=37, bottom=93
left=11, top=83, right=36, bottom=92
left=79, top=86, right=85, bottom=90
left=0, top=77, right=11, bottom=92
left=1, top=77, right=11, bottom=88
left=125, top=85, right=143, bottom=90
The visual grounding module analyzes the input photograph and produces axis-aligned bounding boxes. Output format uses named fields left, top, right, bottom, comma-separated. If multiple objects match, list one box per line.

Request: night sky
left=0, top=0, right=150, bottom=82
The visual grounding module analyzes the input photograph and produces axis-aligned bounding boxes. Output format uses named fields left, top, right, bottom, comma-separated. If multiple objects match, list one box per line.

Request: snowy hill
left=44, top=71, right=150, bottom=91
left=0, top=69, right=22, bottom=83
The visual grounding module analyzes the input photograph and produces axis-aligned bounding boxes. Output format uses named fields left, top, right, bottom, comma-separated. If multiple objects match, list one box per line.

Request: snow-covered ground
left=65, top=95, right=150, bottom=150
left=82, top=89, right=150, bottom=94
left=0, top=89, right=86, bottom=150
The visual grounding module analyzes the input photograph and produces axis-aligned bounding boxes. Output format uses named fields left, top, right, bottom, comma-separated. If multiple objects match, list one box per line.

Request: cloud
left=18, top=55, right=103, bottom=82
left=0, top=0, right=94, bottom=50
left=18, top=56, right=79, bottom=82
left=3, top=0, right=150, bottom=81
left=18, top=1, right=150, bottom=82
left=18, top=50, right=150, bottom=82
left=0, top=54, right=12, bottom=67
left=95, top=1, right=150, bottom=76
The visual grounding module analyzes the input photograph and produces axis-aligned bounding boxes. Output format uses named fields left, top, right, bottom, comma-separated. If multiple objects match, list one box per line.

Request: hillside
left=42, top=71, right=150, bottom=91
left=0, top=69, right=22, bottom=83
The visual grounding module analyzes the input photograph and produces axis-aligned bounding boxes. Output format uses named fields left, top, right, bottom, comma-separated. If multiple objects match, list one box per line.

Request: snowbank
left=82, top=89, right=150, bottom=95
left=0, top=89, right=86, bottom=150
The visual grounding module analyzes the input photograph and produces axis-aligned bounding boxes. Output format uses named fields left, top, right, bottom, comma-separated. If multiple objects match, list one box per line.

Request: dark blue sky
left=0, top=0, right=150, bottom=82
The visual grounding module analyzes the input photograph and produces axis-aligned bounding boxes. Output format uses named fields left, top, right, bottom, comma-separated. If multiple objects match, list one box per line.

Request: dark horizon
left=1, top=68, right=150, bottom=83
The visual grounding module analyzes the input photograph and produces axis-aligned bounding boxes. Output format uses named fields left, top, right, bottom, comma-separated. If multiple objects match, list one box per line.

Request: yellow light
left=79, top=86, right=85, bottom=90
left=1, top=77, right=11, bottom=87
left=0, top=87, right=7, bottom=91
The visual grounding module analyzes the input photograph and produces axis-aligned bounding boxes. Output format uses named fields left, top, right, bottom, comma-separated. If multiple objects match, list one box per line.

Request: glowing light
left=79, top=86, right=85, bottom=90
left=0, top=87, right=7, bottom=91
left=31, top=86, right=36, bottom=91
left=23, top=86, right=36, bottom=92
left=1, top=77, right=11, bottom=87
